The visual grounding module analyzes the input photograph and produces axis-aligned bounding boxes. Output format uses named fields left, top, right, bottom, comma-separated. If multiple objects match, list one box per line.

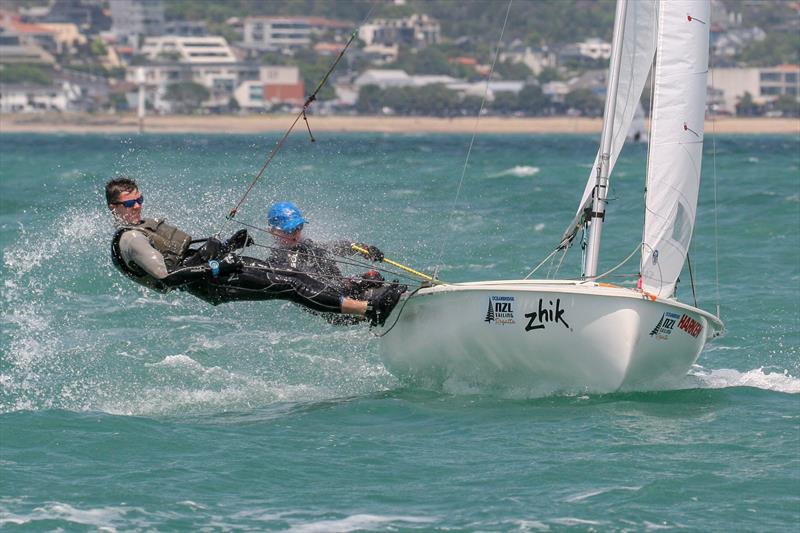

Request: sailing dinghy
left=378, top=0, right=724, bottom=394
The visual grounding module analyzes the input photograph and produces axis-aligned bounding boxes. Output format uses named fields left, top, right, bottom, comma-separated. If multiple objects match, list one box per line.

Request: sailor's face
left=110, top=189, right=143, bottom=225
left=271, top=226, right=303, bottom=245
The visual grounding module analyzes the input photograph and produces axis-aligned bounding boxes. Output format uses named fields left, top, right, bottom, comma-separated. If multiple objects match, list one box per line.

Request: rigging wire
left=431, top=0, right=513, bottom=281
left=227, top=218, right=428, bottom=285
left=686, top=253, right=698, bottom=308
left=217, top=4, right=377, bottom=235
left=709, top=46, right=722, bottom=319
left=580, top=243, right=641, bottom=283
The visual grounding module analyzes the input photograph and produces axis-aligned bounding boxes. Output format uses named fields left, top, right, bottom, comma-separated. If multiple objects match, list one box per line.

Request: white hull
left=379, top=280, right=724, bottom=395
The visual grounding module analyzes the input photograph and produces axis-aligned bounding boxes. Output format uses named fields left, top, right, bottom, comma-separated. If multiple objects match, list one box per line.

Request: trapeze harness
left=110, top=219, right=353, bottom=314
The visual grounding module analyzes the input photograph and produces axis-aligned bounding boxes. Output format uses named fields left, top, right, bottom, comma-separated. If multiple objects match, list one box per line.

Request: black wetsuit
left=186, top=238, right=382, bottom=326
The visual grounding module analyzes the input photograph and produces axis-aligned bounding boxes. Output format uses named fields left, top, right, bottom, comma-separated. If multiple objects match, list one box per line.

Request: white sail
left=640, top=0, right=710, bottom=297
left=573, top=0, right=659, bottom=219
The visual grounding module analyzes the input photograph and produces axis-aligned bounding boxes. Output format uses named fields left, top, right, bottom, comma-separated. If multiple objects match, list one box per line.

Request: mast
left=583, top=0, right=628, bottom=278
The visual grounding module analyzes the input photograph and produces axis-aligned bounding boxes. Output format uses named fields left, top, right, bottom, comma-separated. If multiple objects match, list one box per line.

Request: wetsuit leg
left=185, top=256, right=345, bottom=313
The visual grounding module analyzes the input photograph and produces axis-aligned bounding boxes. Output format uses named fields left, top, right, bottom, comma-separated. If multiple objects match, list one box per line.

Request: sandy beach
left=1, top=112, right=797, bottom=135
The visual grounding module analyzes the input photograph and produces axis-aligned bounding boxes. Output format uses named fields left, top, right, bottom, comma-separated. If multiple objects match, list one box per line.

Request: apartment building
left=141, top=36, right=237, bottom=64
left=359, top=14, right=440, bottom=48
left=242, top=16, right=351, bottom=51
left=710, top=65, right=799, bottom=111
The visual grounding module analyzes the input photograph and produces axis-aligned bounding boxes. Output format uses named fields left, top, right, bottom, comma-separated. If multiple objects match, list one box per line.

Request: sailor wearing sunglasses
left=105, top=178, right=404, bottom=326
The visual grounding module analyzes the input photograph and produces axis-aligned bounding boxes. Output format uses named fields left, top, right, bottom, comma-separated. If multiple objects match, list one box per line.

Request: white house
left=0, top=81, right=80, bottom=112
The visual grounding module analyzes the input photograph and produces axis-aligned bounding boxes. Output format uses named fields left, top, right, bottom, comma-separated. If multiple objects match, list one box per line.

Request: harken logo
left=524, top=298, right=571, bottom=332
left=678, top=314, right=702, bottom=338
left=485, top=296, right=515, bottom=325
left=650, top=311, right=680, bottom=340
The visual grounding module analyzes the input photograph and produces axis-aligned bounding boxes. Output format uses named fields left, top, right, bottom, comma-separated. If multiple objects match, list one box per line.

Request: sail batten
left=640, top=0, right=710, bottom=297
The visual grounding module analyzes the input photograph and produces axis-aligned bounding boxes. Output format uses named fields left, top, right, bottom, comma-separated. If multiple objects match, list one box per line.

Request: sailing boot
left=365, top=282, right=407, bottom=327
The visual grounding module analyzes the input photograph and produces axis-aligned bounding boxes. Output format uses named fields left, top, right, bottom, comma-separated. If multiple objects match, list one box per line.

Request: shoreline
left=1, top=113, right=798, bottom=135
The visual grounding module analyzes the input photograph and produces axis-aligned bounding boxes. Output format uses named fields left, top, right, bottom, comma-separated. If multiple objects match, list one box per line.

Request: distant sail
left=640, top=0, right=710, bottom=297
left=627, top=101, right=648, bottom=143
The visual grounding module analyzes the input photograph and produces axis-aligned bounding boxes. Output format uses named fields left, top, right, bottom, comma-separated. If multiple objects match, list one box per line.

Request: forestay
left=640, top=0, right=710, bottom=297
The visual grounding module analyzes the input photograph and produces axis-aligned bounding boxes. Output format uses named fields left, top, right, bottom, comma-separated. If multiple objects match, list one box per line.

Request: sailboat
left=377, top=0, right=724, bottom=394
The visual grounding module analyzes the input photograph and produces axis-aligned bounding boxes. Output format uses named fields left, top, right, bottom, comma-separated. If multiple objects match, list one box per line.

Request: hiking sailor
left=106, top=177, right=404, bottom=325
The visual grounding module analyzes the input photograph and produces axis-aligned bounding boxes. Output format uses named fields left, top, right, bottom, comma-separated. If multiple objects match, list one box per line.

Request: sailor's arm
left=120, top=230, right=169, bottom=278
left=328, top=240, right=384, bottom=262
left=120, top=230, right=242, bottom=288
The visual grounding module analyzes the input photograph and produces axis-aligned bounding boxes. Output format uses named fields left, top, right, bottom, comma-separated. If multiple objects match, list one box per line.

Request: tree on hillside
left=165, top=82, right=210, bottom=113
left=771, top=94, right=798, bottom=117
left=517, top=84, right=550, bottom=115
left=356, top=84, right=383, bottom=114
left=736, top=91, right=758, bottom=116
left=564, top=88, right=603, bottom=116
left=0, top=64, right=52, bottom=85
left=739, top=32, right=800, bottom=66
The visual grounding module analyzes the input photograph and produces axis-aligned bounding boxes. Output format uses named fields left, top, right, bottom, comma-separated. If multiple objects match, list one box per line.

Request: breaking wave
left=487, top=165, right=540, bottom=178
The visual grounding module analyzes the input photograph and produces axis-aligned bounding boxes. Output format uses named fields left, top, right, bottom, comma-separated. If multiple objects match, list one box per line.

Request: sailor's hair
left=105, top=177, right=139, bottom=204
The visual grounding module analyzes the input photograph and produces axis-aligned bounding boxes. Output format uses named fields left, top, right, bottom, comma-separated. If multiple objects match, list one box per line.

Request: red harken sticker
left=678, top=314, right=703, bottom=338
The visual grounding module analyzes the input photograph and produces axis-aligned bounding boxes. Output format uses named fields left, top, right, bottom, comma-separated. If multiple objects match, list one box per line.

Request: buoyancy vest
left=111, top=218, right=192, bottom=291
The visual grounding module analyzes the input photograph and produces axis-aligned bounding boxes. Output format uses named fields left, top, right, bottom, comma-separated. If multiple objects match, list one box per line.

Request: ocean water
left=1, top=132, right=798, bottom=531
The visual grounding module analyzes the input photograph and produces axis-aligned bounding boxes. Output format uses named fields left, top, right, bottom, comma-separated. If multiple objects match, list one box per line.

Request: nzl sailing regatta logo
left=650, top=311, right=680, bottom=340
left=484, top=296, right=515, bottom=325
left=524, top=298, right=571, bottom=332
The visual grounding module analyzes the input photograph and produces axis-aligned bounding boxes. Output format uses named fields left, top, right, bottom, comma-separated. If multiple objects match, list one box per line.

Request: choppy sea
left=1, top=132, right=798, bottom=531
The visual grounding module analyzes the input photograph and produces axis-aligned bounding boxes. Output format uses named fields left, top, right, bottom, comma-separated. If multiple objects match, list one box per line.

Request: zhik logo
left=524, top=298, right=570, bottom=332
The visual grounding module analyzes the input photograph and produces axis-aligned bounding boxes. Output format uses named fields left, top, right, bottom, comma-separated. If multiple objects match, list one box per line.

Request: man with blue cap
left=266, top=201, right=406, bottom=324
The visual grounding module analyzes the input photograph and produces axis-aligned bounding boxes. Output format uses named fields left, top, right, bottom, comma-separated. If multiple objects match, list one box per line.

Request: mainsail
left=640, top=0, right=710, bottom=297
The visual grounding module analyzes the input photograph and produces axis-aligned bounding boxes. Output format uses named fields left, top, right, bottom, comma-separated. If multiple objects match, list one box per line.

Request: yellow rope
left=351, top=244, right=443, bottom=285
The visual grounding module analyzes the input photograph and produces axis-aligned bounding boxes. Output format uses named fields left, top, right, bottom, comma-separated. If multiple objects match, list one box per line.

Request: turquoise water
left=1, top=133, right=798, bottom=530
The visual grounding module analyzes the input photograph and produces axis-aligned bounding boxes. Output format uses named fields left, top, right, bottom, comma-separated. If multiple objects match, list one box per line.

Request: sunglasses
left=112, top=195, right=144, bottom=208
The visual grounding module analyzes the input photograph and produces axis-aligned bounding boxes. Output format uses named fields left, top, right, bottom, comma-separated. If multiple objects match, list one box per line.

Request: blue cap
left=268, top=201, right=307, bottom=232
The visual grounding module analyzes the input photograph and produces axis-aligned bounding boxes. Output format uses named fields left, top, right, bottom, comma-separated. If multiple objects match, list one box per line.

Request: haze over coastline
left=1, top=113, right=797, bottom=134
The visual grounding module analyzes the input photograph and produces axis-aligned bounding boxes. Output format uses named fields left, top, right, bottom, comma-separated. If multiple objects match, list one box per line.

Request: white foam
left=688, top=367, right=800, bottom=394
left=286, top=513, right=435, bottom=533
left=488, top=165, right=540, bottom=178
left=0, top=502, right=132, bottom=529
left=563, top=485, right=641, bottom=503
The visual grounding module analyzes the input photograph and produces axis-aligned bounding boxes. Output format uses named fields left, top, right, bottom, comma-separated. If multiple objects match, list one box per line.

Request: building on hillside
left=710, top=65, right=799, bottom=112
left=234, top=68, right=305, bottom=111
left=362, top=43, right=399, bottom=64
left=109, top=0, right=164, bottom=49
left=359, top=14, right=440, bottom=49
left=445, top=80, right=526, bottom=100
left=559, top=38, right=611, bottom=65
left=0, top=32, right=55, bottom=64
left=0, top=81, right=81, bottom=112
left=500, top=45, right=557, bottom=76
left=126, top=63, right=302, bottom=112
left=140, top=36, right=236, bottom=64
left=164, top=20, right=208, bottom=38
left=0, top=11, right=60, bottom=55
left=711, top=26, right=765, bottom=63
left=353, top=69, right=411, bottom=89
left=54, top=68, right=112, bottom=111
left=36, top=0, right=111, bottom=35
left=241, top=17, right=352, bottom=51
left=37, top=23, right=88, bottom=54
